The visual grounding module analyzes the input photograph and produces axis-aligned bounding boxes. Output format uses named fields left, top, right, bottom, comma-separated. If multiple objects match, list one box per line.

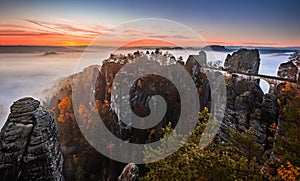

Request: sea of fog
left=0, top=49, right=293, bottom=128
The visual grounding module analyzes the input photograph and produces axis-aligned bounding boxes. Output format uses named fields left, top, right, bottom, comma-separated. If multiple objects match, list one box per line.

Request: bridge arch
left=258, top=79, right=270, bottom=93
left=200, top=66, right=296, bottom=94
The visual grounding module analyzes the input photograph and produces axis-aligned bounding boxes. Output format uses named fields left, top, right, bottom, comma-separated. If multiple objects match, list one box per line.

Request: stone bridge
left=201, top=67, right=297, bottom=93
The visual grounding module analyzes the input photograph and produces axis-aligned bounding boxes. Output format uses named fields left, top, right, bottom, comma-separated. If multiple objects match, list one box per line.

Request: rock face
left=186, top=50, right=207, bottom=67
left=185, top=51, right=211, bottom=110
left=0, top=97, right=64, bottom=180
left=118, top=163, right=139, bottom=181
left=220, top=76, right=265, bottom=138
left=277, top=61, right=297, bottom=80
left=220, top=49, right=279, bottom=157
left=277, top=51, right=300, bottom=82
left=42, top=49, right=282, bottom=179
left=224, top=49, right=260, bottom=74
left=261, top=94, right=280, bottom=125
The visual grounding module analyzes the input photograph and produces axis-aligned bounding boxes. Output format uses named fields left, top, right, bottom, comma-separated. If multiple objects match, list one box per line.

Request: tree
left=227, top=128, right=263, bottom=180
left=141, top=108, right=263, bottom=180
left=75, top=165, right=85, bottom=181
left=267, top=95, right=300, bottom=180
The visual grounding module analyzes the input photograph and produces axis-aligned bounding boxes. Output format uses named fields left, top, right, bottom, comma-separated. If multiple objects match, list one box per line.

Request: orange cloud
left=0, top=19, right=105, bottom=46
left=123, top=39, right=176, bottom=47
left=0, top=19, right=299, bottom=47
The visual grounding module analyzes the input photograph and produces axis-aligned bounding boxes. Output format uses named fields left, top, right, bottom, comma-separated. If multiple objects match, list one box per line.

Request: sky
left=0, top=0, right=299, bottom=47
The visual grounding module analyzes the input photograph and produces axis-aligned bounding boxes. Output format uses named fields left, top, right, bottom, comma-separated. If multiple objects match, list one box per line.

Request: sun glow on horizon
left=122, top=39, right=177, bottom=47
left=0, top=18, right=299, bottom=48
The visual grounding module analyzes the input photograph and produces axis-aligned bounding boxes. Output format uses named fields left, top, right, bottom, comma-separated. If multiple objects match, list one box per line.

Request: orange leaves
left=277, top=98, right=281, bottom=105
left=198, top=87, right=202, bottom=94
left=268, top=122, right=277, bottom=134
left=277, top=161, right=300, bottom=181
left=104, top=99, right=109, bottom=105
left=280, top=82, right=292, bottom=94
left=107, top=87, right=112, bottom=94
left=148, top=129, right=156, bottom=139
left=285, top=82, right=292, bottom=92
left=57, top=96, right=72, bottom=122
left=137, top=79, right=142, bottom=89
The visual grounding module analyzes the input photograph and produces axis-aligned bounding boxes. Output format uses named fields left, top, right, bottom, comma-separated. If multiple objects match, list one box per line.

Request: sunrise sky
left=0, top=0, right=299, bottom=47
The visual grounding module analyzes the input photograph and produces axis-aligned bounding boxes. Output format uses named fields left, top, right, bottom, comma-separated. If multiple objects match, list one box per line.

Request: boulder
left=224, top=49, right=260, bottom=74
left=0, top=97, right=64, bottom=180
left=277, top=51, right=300, bottom=82
left=118, top=163, right=139, bottom=181
left=277, top=61, right=297, bottom=80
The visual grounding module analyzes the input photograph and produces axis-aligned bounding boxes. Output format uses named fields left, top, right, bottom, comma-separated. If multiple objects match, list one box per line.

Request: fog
left=0, top=50, right=292, bottom=128
left=0, top=52, right=80, bottom=128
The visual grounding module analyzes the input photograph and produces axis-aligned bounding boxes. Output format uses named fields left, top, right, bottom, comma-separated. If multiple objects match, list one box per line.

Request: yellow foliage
left=277, top=161, right=300, bottom=181
left=277, top=98, right=281, bottom=105
left=137, top=79, right=142, bottom=89
left=268, top=122, right=277, bottom=134
left=57, top=97, right=72, bottom=122
left=281, top=82, right=292, bottom=93
left=107, top=87, right=112, bottom=94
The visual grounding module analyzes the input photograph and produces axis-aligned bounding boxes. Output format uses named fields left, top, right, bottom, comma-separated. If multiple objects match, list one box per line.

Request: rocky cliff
left=43, top=50, right=212, bottom=180
left=42, top=48, right=283, bottom=179
left=220, top=49, right=278, bottom=159
left=0, top=97, right=64, bottom=181
left=277, top=51, right=300, bottom=82
left=224, top=49, right=260, bottom=74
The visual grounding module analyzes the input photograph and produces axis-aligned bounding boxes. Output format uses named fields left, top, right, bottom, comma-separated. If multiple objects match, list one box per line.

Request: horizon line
left=0, top=44, right=300, bottom=48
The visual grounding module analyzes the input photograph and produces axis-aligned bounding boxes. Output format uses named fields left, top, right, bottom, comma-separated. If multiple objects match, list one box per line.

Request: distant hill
left=201, top=45, right=231, bottom=52
left=226, top=46, right=300, bottom=54
left=258, top=48, right=298, bottom=54
left=119, top=46, right=187, bottom=50
left=1, top=45, right=298, bottom=54
left=43, top=51, right=58, bottom=56
left=0, top=46, right=85, bottom=53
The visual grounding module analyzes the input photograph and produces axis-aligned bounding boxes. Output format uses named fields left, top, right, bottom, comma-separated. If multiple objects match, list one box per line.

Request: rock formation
left=185, top=51, right=211, bottom=110
left=277, top=61, right=297, bottom=80
left=0, top=97, right=64, bottom=181
left=186, top=50, right=207, bottom=67
left=220, top=75, right=265, bottom=138
left=220, top=49, right=279, bottom=158
left=201, top=45, right=231, bottom=52
left=277, top=51, right=300, bottom=82
left=118, top=163, right=139, bottom=181
left=42, top=48, right=284, bottom=179
left=224, top=49, right=260, bottom=74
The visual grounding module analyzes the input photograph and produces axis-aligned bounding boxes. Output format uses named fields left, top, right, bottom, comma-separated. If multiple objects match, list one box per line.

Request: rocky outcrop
left=261, top=94, right=279, bottom=125
left=0, top=97, right=64, bottom=181
left=118, top=163, right=139, bottom=181
left=220, top=49, right=280, bottom=157
left=220, top=76, right=265, bottom=138
left=277, top=61, right=297, bottom=80
left=224, top=49, right=260, bottom=74
left=42, top=48, right=284, bottom=179
left=185, top=51, right=211, bottom=110
left=186, top=50, right=207, bottom=67
left=288, top=50, right=300, bottom=65
left=277, top=51, right=300, bottom=82
left=201, top=45, right=231, bottom=52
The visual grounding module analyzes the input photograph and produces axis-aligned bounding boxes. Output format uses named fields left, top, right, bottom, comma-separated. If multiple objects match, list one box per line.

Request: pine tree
left=141, top=108, right=263, bottom=180
left=268, top=95, right=300, bottom=180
